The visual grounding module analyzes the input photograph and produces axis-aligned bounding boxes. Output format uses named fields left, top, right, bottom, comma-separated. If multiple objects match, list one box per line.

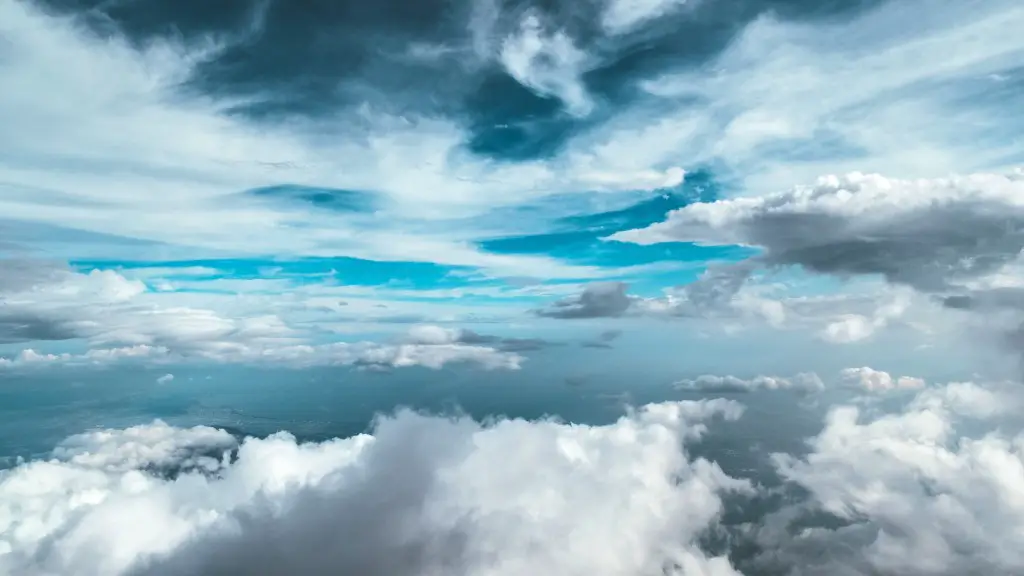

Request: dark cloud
left=534, top=281, right=632, bottom=319
left=0, top=315, right=81, bottom=344
left=133, top=413, right=475, bottom=576
left=563, top=374, right=588, bottom=387
left=615, top=173, right=1024, bottom=295
left=537, top=265, right=766, bottom=324
left=432, top=328, right=555, bottom=352
left=580, top=328, right=622, bottom=348
left=31, top=0, right=891, bottom=162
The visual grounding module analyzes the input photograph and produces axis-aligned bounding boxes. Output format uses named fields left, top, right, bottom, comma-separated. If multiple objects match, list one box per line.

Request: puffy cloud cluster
left=675, top=372, right=824, bottom=395
left=839, top=366, right=925, bottom=393
left=758, top=380, right=1024, bottom=575
left=0, top=400, right=749, bottom=576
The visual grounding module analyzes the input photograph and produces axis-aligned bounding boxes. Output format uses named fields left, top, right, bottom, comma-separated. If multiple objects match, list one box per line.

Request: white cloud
left=601, top=0, right=692, bottom=34
left=156, top=373, right=175, bottom=385
left=767, top=381, right=1024, bottom=575
left=604, top=0, right=1024, bottom=194
left=500, top=12, right=593, bottom=117
left=0, top=400, right=748, bottom=576
left=51, top=420, right=236, bottom=473
left=840, top=366, right=925, bottom=393
left=908, top=380, right=1022, bottom=419
left=0, top=0, right=690, bottom=281
left=0, top=346, right=169, bottom=369
left=0, top=267, right=525, bottom=371
left=675, top=372, right=824, bottom=395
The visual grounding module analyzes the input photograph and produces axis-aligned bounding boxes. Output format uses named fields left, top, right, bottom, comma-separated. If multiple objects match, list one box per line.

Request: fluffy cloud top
left=0, top=400, right=747, bottom=576
left=765, top=381, right=1024, bottom=575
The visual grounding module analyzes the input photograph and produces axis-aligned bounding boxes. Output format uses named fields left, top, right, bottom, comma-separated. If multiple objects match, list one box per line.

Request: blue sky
left=2, top=1, right=1024, bottom=574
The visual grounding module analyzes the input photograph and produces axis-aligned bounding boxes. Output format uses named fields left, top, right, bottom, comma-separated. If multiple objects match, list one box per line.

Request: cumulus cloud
left=839, top=366, right=925, bottom=393
left=612, top=172, right=1024, bottom=293
left=156, top=373, right=175, bottom=384
left=675, top=373, right=824, bottom=395
left=0, top=400, right=748, bottom=576
left=759, top=381, right=1024, bottom=575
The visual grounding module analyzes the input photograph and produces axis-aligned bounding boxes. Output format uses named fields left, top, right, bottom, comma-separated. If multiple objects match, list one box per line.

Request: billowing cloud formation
left=839, top=366, right=925, bottom=392
left=760, top=381, right=1024, bottom=575
left=0, top=400, right=749, bottom=576
left=675, top=373, right=824, bottom=395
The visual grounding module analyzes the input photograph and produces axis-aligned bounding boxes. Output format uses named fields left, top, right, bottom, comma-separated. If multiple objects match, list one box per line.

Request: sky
left=1, top=0, right=1024, bottom=574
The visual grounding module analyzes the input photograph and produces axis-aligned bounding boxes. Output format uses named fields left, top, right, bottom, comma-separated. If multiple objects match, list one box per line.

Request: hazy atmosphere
left=2, top=0, right=1024, bottom=574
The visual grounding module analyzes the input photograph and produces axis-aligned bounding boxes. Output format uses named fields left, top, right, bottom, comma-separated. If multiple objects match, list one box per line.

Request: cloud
left=534, top=281, right=632, bottom=319
left=499, top=12, right=593, bottom=117
left=601, top=0, right=693, bottom=35
left=606, top=0, right=1024, bottom=194
left=51, top=420, right=236, bottom=474
left=0, top=267, right=526, bottom=371
left=0, top=400, right=748, bottom=576
left=818, top=299, right=907, bottom=344
left=760, top=381, right=1024, bottom=575
left=839, top=366, right=925, bottom=393
left=612, top=171, right=1024, bottom=350
left=675, top=372, right=824, bottom=395
left=581, top=329, right=623, bottom=348
left=612, top=171, right=1024, bottom=292
left=156, top=373, right=175, bottom=385
left=0, top=346, right=169, bottom=369
left=403, top=324, right=552, bottom=353
left=908, top=380, right=1022, bottom=419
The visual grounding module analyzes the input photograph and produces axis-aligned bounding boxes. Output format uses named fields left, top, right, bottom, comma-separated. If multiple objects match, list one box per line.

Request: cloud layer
left=0, top=400, right=747, bottom=576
